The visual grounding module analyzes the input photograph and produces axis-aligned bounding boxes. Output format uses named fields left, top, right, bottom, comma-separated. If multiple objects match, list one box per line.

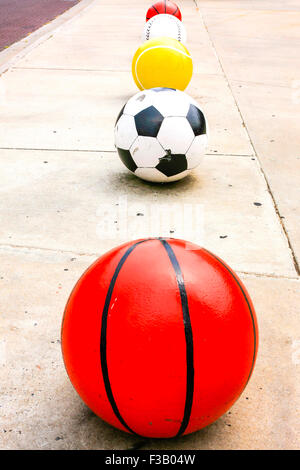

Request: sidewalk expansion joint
left=0, top=242, right=99, bottom=259
left=237, top=270, right=299, bottom=281
left=257, top=166, right=300, bottom=276
left=0, top=242, right=298, bottom=281
left=206, top=153, right=254, bottom=157
left=12, top=66, right=130, bottom=73
left=230, top=78, right=295, bottom=90
left=0, top=147, right=254, bottom=158
left=0, top=146, right=114, bottom=153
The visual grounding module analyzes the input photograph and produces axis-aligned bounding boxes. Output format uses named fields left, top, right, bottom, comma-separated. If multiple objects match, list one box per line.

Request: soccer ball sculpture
left=61, top=238, right=258, bottom=438
left=114, top=87, right=208, bottom=183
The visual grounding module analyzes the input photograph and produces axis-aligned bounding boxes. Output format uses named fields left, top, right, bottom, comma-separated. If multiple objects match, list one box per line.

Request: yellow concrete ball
left=132, top=37, right=193, bottom=91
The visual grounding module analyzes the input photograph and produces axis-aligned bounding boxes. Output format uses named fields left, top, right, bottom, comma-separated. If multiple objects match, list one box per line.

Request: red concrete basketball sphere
left=61, top=238, right=258, bottom=438
left=146, top=1, right=182, bottom=22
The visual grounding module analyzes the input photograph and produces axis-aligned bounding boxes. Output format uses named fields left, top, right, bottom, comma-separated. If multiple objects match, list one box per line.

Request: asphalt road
left=0, top=0, right=80, bottom=51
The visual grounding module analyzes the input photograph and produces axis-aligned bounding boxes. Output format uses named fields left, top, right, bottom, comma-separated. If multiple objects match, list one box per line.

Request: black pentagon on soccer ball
left=134, top=106, right=164, bottom=137
left=186, top=104, right=206, bottom=136
left=156, top=153, right=187, bottom=177
left=152, top=87, right=176, bottom=92
left=115, top=104, right=125, bottom=125
left=117, top=148, right=137, bottom=172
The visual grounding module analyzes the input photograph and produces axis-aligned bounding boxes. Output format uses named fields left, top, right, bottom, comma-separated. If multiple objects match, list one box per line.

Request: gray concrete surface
left=196, top=0, right=300, bottom=268
left=0, top=0, right=299, bottom=449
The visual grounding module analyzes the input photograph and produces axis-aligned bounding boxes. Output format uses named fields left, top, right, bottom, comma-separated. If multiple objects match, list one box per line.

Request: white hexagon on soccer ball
left=157, top=117, right=195, bottom=154
left=186, top=134, right=208, bottom=169
left=135, top=167, right=168, bottom=183
left=114, top=114, right=138, bottom=150
left=130, top=136, right=166, bottom=168
left=123, top=90, right=157, bottom=116
left=135, top=167, right=190, bottom=183
left=152, top=89, right=191, bottom=117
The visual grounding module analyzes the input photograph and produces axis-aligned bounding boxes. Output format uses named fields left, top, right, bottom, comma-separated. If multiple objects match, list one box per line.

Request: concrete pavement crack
left=0, top=242, right=99, bottom=258
left=0, top=147, right=254, bottom=157
left=0, top=242, right=298, bottom=280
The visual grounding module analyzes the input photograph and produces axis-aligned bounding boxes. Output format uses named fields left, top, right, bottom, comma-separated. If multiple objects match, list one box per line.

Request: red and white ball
left=146, top=1, right=182, bottom=22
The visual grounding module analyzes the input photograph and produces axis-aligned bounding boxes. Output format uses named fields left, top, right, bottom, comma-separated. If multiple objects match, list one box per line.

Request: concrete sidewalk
left=0, top=0, right=299, bottom=449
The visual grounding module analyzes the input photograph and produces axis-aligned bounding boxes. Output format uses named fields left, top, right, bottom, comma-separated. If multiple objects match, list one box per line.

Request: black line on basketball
left=152, top=4, right=160, bottom=14
left=160, top=239, right=194, bottom=437
left=165, top=0, right=167, bottom=13
left=100, top=239, right=151, bottom=436
left=203, top=249, right=257, bottom=386
left=173, top=6, right=179, bottom=16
